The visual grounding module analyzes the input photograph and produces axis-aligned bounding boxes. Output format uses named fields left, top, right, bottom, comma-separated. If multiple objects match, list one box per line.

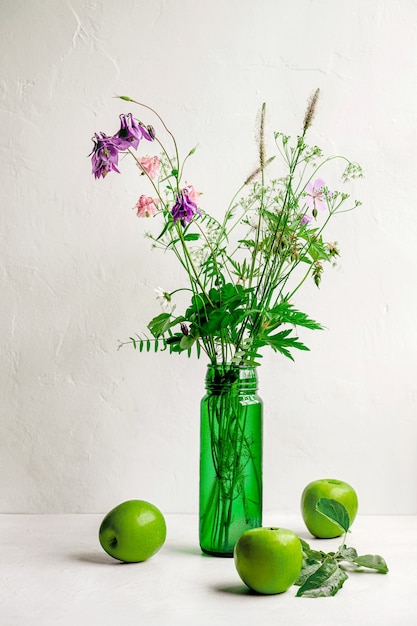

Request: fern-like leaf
left=262, top=329, right=310, bottom=361
left=268, top=301, right=323, bottom=330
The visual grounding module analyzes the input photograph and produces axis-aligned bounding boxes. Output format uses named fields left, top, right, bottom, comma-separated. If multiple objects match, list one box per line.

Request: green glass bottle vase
left=199, top=364, right=263, bottom=556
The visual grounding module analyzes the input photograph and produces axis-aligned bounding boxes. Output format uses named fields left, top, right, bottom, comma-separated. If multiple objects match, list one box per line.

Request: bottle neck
left=205, top=363, right=258, bottom=393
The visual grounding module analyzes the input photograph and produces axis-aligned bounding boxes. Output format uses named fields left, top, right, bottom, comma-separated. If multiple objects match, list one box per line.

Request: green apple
left=234, top=527, right=303, bottom=594
left=99, top=499, right=166, bottom=562
left=301, top=478, right=358, bottom=538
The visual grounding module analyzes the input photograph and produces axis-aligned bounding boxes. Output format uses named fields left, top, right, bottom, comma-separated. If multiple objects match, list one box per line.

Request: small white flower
left=155, top=287, right=173, bottom=311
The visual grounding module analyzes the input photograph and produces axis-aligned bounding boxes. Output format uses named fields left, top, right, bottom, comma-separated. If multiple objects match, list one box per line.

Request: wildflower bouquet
left=90, top=90, right=362, bottom=368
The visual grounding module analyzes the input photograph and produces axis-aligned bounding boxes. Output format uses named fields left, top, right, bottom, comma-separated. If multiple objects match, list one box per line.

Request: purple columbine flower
left=171, top=188, right=200, bottom=225
left=89, top=133, right=120, bottom=179
left=112, top=113, right=153, bottom=150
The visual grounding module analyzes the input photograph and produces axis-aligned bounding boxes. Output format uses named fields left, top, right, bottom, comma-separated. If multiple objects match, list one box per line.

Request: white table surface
left=1, top=513, right=416, bottom=626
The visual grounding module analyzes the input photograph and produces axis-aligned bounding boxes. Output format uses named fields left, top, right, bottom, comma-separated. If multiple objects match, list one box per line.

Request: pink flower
left=183, top=185, right=201, bottom=205
left=138, top=156, right=160, bottom=180
left=305, top=179, right=327, bottom=212
left=134, top=195, right=159, bottom=218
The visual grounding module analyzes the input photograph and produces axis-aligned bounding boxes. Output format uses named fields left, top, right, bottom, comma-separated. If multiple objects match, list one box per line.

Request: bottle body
left=199, top=364, right=263, bottom=556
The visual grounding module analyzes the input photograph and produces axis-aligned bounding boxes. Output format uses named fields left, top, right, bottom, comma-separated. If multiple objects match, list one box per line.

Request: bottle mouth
left=206, top=363, right=257, bottom=373
left=205, top=363, right=258, bottom=392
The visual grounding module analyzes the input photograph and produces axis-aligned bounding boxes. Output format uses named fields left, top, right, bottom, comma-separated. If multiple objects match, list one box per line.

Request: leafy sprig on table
left=295, top=498, right=388, bottom=598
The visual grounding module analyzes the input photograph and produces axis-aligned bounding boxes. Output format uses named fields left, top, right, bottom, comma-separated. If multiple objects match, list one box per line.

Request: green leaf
left=183, top=233, right=200, bottom=241
left=147, top=313, right=185, bottom=338
left=315, top=498, right=351, bottom=533
left=352, top=554, right=389, bottom=574
left=262, top=329, right=310, bottom=360
left=296, top=557, right=348, bottom=598
left=156, top=220, right=172, bottom=241
left=300, top=539, right=326, bottom=562
left=296, top=558, right=323, bottom=587
left=307, top=240, right=331, bottom=263
left=179, top=335, right=196, bottom=350
left=208, top=287, right=221, bottom=303
left=296, top=539, right=327, bottom=587
left=147, top=313, right=171, bottom=337
left=238, top=238, right=256, bottom=248
left=232, top=348, right=263, bottom=368
left=268, top=302, right=323, bottom=331
left=337, top=545, right=358, bottom=561
left=128, top=336, right=169, bottom=354
left=165, top=335, right=181, bottom=345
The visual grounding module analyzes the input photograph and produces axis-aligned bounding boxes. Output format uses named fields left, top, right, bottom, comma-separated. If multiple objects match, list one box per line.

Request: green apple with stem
left=301, top=479, right=358, bottom=538
left=99, top=499, right=166, bottom=562
left=234, top=527, right=303, bottom=594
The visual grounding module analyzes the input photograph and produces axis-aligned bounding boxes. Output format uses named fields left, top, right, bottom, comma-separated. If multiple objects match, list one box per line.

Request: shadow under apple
left=72, top=551, right=141, bottom=565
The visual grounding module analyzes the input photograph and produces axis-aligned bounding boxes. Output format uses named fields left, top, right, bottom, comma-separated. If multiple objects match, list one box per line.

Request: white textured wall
left=1, top=0, right=416, bottom=515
